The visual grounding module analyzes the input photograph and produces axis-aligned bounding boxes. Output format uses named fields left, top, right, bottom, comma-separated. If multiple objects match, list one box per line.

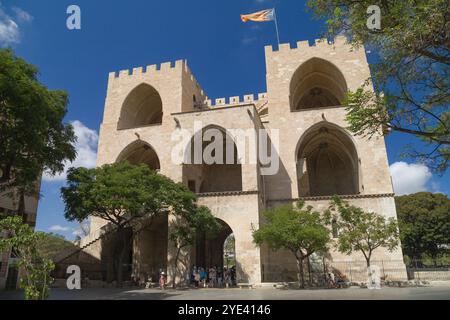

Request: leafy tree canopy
left=308, top=0, right=449, bottom=172
left=35, top=232, right=76, bottom=261
left=395, top=192, right=450, bottom=262
left=61, top=162, right=199, bottom=285
left=326, top=196, right=399, bottom=267
left=0, top=49, right=76, bottom=202
left=253, top=201, right=330, bottom=287
left=0, top=216, right=55, bottom=300
left=61, top=162, right=197, bottom=228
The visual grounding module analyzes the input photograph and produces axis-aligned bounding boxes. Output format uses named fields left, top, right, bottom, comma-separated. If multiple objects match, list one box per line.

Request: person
left=224, top=267, right=232, bottom=288
left=200, top=268, right=207, bottom=288
left=217, top=268, right=223, bottom=288
left=209, top=266, right=216, bottom=288
left=159, top=271, right=166, bottom=290
left=230, top=266, right=236, bottom=286
left=191, top=266, right=196, bottom=286
left=327, top=271, right=336, bottom=289
left=194, top=269, right=200, bottom=288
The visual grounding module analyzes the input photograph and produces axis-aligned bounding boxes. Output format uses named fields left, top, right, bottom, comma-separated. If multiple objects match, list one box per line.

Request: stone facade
left=85, top=36, right=407, bottom=285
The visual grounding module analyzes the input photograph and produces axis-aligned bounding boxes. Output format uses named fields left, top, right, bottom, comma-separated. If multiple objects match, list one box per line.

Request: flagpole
left=273, top=8, right=280, bottom=46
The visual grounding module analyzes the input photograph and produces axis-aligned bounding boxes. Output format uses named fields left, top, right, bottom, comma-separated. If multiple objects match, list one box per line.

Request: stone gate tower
left=76, top=36, right=406, bottom=285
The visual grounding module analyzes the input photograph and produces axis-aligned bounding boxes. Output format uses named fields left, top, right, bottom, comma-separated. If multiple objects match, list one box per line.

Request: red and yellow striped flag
left=240, top=9, right=275, bottom=23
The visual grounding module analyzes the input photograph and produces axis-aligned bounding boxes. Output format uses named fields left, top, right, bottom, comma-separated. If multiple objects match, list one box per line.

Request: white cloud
left=0, top=5, right=32, bottom=46
left=390, top=162, right=432, bottom=195
left=49, top=225, right=71, bottom=232
left=0, top=7, right=20, bottom=45
left=12, top=7, right=33, bottom=23
left=43, top=121, right=99, bottom=182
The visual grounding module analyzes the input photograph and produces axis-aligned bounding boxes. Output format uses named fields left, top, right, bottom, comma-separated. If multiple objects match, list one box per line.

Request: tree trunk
left=365, top=254, right=372, bottom=287
left=296, top=257, right=305, bottom=289
left=117, top=228, right=130, bottom=287
left=307, top=256, right=312, bottom=287
left=173, top=246, right=182, bottom=289
left=17, top=190, right=25, bottom=220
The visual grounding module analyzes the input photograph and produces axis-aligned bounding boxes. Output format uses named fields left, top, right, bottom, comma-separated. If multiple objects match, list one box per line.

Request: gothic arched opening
left=114, top=141, right=166, bottom=284
left=194, top=219, right=234, bottom=271
left=117, top=141, right=161, bottom=171
left=290, top=58, right=347, bottom=111
left=296, top=123, right=359, bottom=197
left=118, top=83, right=163, bottom=130
left=132, top=214, right=168, bottom=284
left=183, top=125, right=242, bottom=194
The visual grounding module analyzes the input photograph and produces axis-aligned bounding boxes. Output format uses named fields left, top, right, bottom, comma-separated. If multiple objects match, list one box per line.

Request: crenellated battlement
left=107, top=59, right=209, bottom=100
left=265, top=36, right=350, bottom=55
left=108, top=59, right=187, bottom=81
left=204, top=92, right=268, bottom=107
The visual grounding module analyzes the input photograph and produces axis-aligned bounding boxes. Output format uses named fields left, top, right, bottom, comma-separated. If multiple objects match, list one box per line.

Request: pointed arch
left=182, top=124, right=242, bottom=193
left=296, top=122, right=360, bottom=197
left=195, top=218, right=234, bottom=270
left=290, top=57, right=348, bottom=111
left=118, top=83, right=163, bottom=130
left=116, top=140, right=161, bottom=171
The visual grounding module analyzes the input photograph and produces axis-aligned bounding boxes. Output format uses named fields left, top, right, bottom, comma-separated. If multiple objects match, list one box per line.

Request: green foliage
left=0, top=49, right=76, bottom=208
left=61, top=162, right=197, bottom=228
left=308, top=0, right=450, bottom=173
left=253, top=201, right=330, bottom=287
left=327, top=196, right=399, bottom=266
left=396, top=192, right=450, bottom=264
left=61, top=161, right=199, bottom=285
left=0, top=216, right=55, bottom=300
left=36, top=232, right=76, bottom=260
left=169, top=206, right=221, bottom=250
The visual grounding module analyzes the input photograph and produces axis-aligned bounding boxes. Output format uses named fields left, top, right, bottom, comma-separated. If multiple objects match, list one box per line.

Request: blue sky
left=0, top=0, right=448, bottom=239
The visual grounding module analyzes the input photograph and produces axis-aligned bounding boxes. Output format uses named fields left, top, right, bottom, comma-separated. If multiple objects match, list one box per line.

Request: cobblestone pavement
left=1, top=284, right=450, bottom=300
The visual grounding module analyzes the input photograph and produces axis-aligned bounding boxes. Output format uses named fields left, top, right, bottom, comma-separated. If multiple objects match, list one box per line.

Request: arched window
left=117, top=141, right=161, bottom=171
left=118, top=83, right=163, bottom=130
left=290, top=58, right=348, bottom=111
left=182, top=125, right=242, bottom=193
left=297, top=123, right=359, bottom=197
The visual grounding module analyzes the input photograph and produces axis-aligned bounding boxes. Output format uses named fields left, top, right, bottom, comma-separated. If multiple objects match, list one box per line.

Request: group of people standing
left=189, top=266, right=236, bottom=288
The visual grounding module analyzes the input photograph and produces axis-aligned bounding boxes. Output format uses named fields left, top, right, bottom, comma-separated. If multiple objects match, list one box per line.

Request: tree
left=396, top=192, right=450, bottom=265
left=169, top=206, right=221, bottom=288
left=61, top=161, right=197, bottom=286
left=253, top=201, right=330, bottom=288
left=308, top=0, right=449, bottom=173
left=0, top=49, right=76, bottom=215
left=36, top=233, right=76, bottom=260
left=0, top=216, right=55, bottom=300
left=326, top=196, right=399, bottom=268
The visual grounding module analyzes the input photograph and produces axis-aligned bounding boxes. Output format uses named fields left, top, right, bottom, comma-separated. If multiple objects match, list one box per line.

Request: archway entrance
left=112, top=142, right=167, bottom=284
left=132, top=214, right=168, bottom=283
left=297, top=123, right=359, bottom=197
left=183, top=125, right=242, bottom=194
left=194, top=219, right=234, bottom=271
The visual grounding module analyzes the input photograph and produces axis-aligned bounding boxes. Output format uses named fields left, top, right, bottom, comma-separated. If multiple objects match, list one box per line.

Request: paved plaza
left=1, top=284, right=450, bottom=300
